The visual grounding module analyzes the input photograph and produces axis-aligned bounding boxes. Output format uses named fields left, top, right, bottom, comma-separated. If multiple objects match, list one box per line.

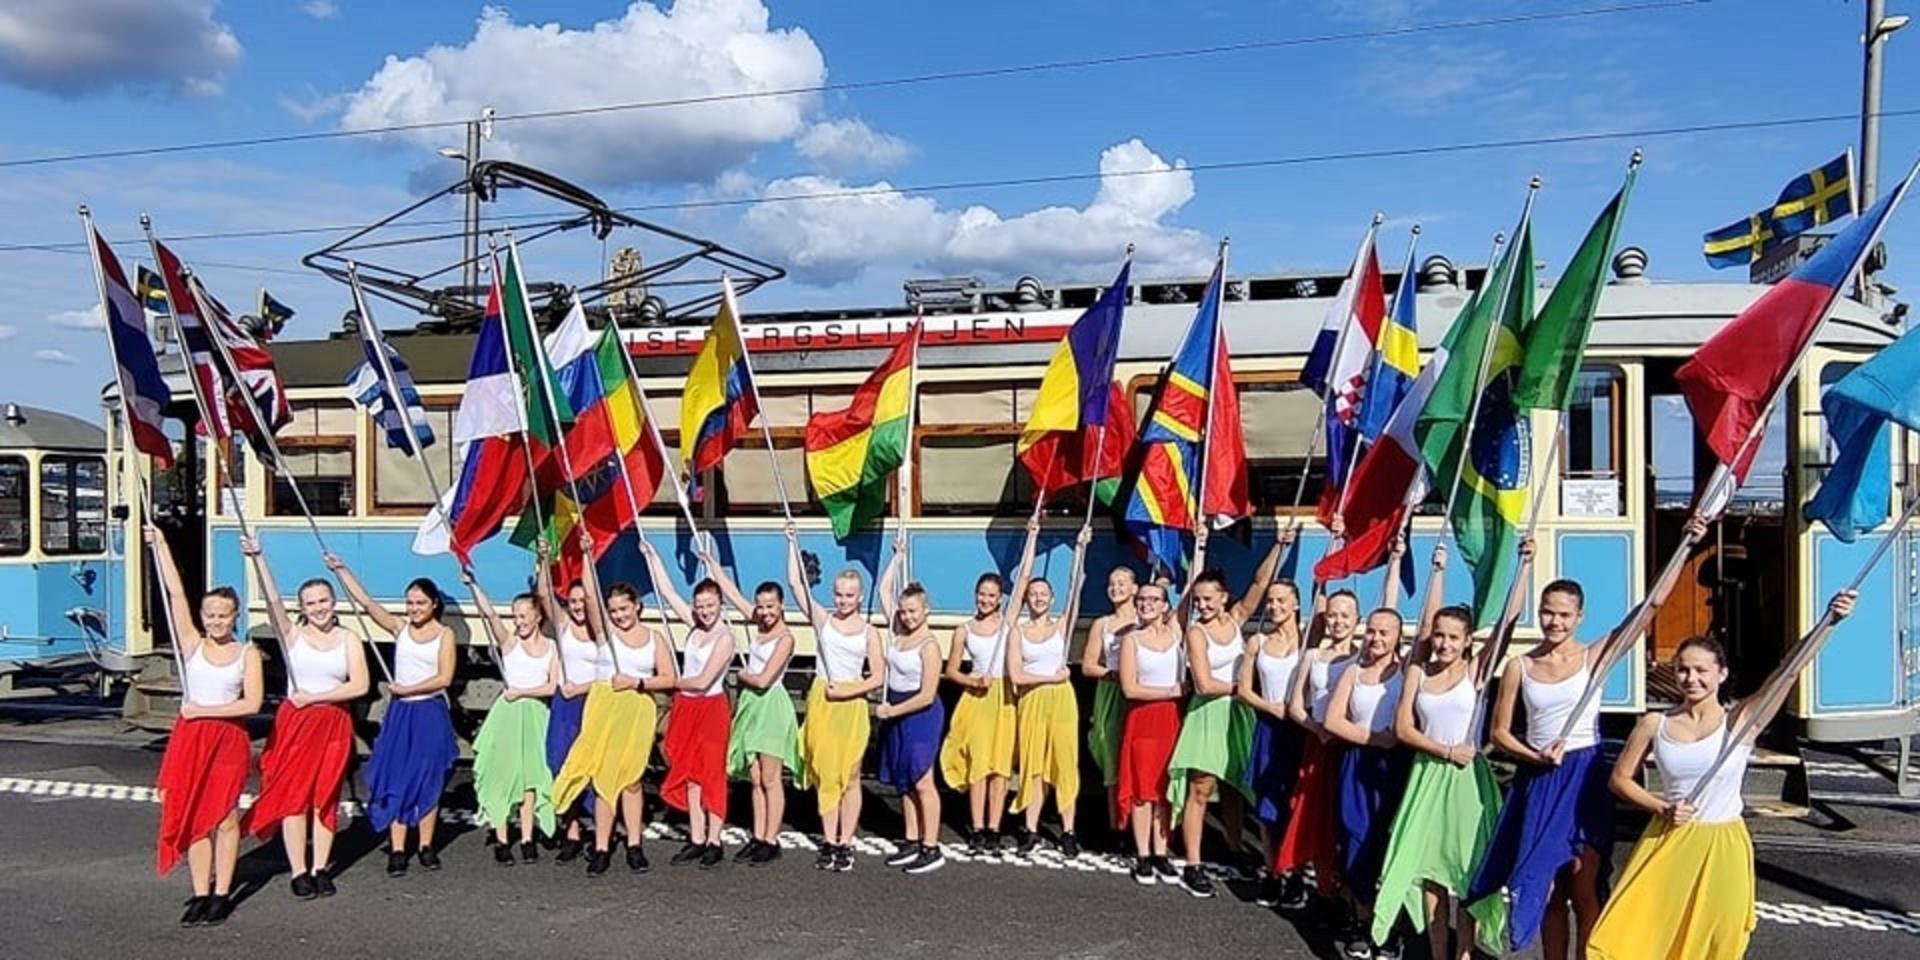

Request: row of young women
left=147, top=513, right=1854, bottom=960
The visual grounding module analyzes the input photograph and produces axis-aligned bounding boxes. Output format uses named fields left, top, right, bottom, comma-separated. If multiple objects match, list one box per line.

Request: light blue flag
left=1803, top=326, right=1920, bottom=541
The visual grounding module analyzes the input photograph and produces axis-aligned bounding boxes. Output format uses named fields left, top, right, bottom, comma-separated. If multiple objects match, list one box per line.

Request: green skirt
left=1372, top=752, right=1508, bottom=948
left=727, top=685, right=802, bottom=780
left=472, top=696, right=557, bottom=837
left=1166, top=694, right=1256, bottom=817
left=1089, top=680, right=1125, bottom=787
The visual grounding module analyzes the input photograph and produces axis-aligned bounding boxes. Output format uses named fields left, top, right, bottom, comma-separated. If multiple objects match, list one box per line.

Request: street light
left=1861, top=1, right=1906, bottom=308
left=438, top=107, right=493, bottom=295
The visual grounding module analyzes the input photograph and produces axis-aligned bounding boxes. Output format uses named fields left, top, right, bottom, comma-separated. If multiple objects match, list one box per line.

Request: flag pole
left=721, top=274, right=796, bottom=525
left=79, top=206, right=192, bottom=702
left=1077, top=246, right=1134, bottom=535
left=1336, top=222, right=1420, bottom=521
left=1187, top=239, right=1229, bottom=580
left=896, top=317, right=923, bottom=581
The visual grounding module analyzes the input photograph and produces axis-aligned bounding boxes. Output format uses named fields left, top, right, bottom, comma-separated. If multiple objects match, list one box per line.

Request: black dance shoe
left=313, top=871, right=337, bottom=898
left=290, top=873, right=318, bottom=900
left=626, top=844, right=650, bottom=874
left=554, top=838, right=584, bottom=864
left=733, top=839, right=761, bottom=863
left=386, top=851, right=410, bottom=877
left=200, top=894, right=235, bottom=927
left=493, top=844, right=515, bottom=866
left=586, top=849, right=612, bottom=877
left=520, top=841, right=539, bottom=863
left=178, top=896, right=210, bottom=927
left=699, top=844, right=724, bottom=868
left=669, top=842, right=704, bottom=866
left=416, top=847, right=442, bottom=871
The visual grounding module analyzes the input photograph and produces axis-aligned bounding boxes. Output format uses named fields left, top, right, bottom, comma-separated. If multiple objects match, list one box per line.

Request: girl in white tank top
left=941, top=569, right=1014, bottom=854
left=785, top=525, right=883, bottom=871
left=1005, top=518, right=1092, bottom=857
left=467, top=576, right=560, bottom=862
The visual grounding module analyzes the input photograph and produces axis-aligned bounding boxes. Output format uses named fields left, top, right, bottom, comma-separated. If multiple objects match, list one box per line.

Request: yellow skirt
left=1589, top=819, right=1755, bottom=960
left=1012, top=681, right=1080, bottom=813
left=551, top=682, right=658, bottom=811
left=798, top=677, right=872, bottom=817
left=939, top=678, right=1016, bottom=789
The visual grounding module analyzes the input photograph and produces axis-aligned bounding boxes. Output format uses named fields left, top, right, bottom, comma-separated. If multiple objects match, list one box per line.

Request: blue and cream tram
left=0, top=403, right=119, bottom=682
left=102, top=250, right=1919, bottom=766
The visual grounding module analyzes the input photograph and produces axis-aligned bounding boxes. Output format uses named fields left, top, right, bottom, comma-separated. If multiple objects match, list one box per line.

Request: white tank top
left=1134, top=635, right=1181, bottom=689
left=1309, top=652, right=1351, bottom=724
left=183, top=642, right=245, bottom=708
left=1199, top=625, right=1242, bottom=687
left=1416, top=670, right=1476, bottom=748
left=502, top=638, right=553, bottom=692
left=886, top=637, right=929, bottom=694
left=285, top=629, right=349, bottom=695
left=613, top=628, right=657, bottom=681
left=747, top=631, right=788, bottom=681
left=557, top=623, right=599, bottom=686
left=679, top=628, right=730, bottom=697
left=1021, top=625, right=1066, bottom=676
left=1655, top=714, right=1750, bottom=824
left=1347, top=667, right=1404, bottom=734
left=1523, top=653, right=1600, bottom=751
left=817, top=621, right=869, bottom=685
left=1255, top=642, right=1299, bottom=708
left=962, top=623, right=1006, bottom=678
left=393, top=626, right=443, bottom=701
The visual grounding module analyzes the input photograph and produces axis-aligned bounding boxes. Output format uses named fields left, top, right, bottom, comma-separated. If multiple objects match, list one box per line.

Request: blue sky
left=0, top=0, right=1915, bottom=423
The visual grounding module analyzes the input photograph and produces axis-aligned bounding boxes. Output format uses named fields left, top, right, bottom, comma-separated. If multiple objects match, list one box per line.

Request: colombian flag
left=1018, top=259, right=1131, bottom=497
left=806, top=323, right=919, bottom=539
left=680, top=277, right=760, bottom=478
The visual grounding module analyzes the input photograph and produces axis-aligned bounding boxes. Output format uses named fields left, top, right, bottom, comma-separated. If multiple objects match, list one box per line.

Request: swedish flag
left=257, top=289, right=295, bottom=335
left=1772, top=152, right=1854, bottom=240
left=135, top=265, right=168, bottom=313
left=1702, top=211, right=1776, bottom=269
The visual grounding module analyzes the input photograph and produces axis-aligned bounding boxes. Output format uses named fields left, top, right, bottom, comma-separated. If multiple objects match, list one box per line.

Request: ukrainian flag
left=1702, top=211, right=1775, bottom=269
left=679, top=278, right=760, bottom=476
left=1772, top=152, right=1854, bottom=240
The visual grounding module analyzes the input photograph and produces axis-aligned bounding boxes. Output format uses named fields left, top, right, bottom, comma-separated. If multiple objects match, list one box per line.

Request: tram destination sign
left=622, top=312, right=1072, bottom=357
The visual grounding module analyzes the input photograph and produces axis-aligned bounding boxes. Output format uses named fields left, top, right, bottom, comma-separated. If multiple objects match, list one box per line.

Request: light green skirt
left=1089, top=680, right=1125, bottom=787
left=1372, top=752, right=1507, bottom=948
left=1165, top=694, right=1255, bottom=817
left=472, top=696, right=556, bottom=837
left=727, top=685, right=801, bottom=780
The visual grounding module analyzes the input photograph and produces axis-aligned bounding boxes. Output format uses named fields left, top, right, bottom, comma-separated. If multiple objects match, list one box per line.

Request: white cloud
left=278, top=86, right=347, bottom=123
left=0, top=323, right=17, bottom=340
left=299, top=0, right=339, bottom=19
left=794, top=118, right=912, bottom=174
left=0, top=0, right=242, bottom=98
left=48, top=306, right=106, bottom=331
left=744, top=138, right=1213, bottom=286
left=34, top=348, right=78, bottom=366
left=338, top=1, right=827, bottom=186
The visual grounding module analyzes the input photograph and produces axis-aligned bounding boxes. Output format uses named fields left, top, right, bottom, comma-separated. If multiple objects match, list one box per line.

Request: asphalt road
left=0, top=738, right=1916, bottom=959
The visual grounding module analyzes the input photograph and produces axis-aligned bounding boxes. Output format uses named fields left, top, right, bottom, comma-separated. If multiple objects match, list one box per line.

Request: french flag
left=1314, top=349, right=1438, bottom=582
left=414, top=281, right=529, bottom=563
left=89, top=227, right=173, bottom=467
left=1677, top=160, right=1914, bottom=485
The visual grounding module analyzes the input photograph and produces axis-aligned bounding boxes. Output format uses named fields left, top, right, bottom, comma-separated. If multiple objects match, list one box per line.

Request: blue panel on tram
left=1812, top=531, right=1900, bottom=712
left=1556, top=531, right=1636, bottom=706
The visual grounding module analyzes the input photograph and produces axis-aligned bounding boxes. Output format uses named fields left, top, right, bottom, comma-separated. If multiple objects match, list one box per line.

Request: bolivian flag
left=806, top=323, right=920, bottom=539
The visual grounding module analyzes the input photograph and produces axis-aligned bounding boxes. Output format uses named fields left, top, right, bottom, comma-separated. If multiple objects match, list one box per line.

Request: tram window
left=916, top=432, right=1034, bottom=515
left=372, top=404, right=458, bottom=511
left=1237, top=378, right=1326, bottom=514
left=1561, top=366, right=1626, bottom=516
left=40, top=456, right=108, bottom=555
left=0, top=456, right=26, bottom=556
left=1815, top=362, right=1862, bottom=463
left=269, top=444, right=355, bottom=517
left=716, top=438, right=820, bottom=516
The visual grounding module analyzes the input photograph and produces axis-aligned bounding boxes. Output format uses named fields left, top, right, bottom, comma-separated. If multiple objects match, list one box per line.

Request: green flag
left=1415, top=219, right=1527, bottom=496
left=501, top=245, right=572, bottom=448
left=1515, top=166, right=1638, bottom=410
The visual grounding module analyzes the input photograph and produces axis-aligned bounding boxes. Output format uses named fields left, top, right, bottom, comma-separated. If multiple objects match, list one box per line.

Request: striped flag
left=345, top=321, right=434, bottom=453
left=86, top=226, right=173, bottom=467
left=806, top=322, right=920, bottom=539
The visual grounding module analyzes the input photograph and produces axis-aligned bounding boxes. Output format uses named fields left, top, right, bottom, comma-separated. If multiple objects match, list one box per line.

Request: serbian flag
left=680, top=276, right=761, bottom=480
left=86, top=224, right=173, bottom=467
left=414, top=281, right=529, bottom=563
left=1307, top=227, right=1387, bottom=523
left=1017, top=259, right=1131, bottom=497
left=1677, top=162, right=1914, bottom=486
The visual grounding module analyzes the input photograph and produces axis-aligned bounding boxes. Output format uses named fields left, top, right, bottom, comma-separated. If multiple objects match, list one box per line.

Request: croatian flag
left=413, top=279, right=528, bottom=562
left=89, top=227, right=173, bottom=467
left=1306, top=229, right=1387, bottom=521
left=1314, top=347, right=1438, bottom=582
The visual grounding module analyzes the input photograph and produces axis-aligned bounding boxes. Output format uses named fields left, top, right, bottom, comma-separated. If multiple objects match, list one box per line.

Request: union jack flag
left=149, top=237, right=290, bottom=455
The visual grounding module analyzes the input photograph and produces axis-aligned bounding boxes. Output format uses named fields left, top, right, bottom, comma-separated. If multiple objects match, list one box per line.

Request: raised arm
left=1730, top=590, right=1856, bottom=744
left=1411, top=541, right=1449, bottom=667
left=695, top=538, right=757, bottom=623
left=1058, top=524, right=1094, bottom=641
left=462, top=570, right=514, bottom=652
left=145, top=525, right=203, bottom=653
left=638, top=537, right=694, bottom=626
left=533, top=539, right=566, bottom=631
left=1228, top=525, right=1293, bottom=625
left=240, top=535, right=295, bottom=642
left=1382, top=531, right=1410, bottom=608
left=1007, top=514, right=1043, bottom=619
left=323, top=551, right=402, bottom=635
left=785, top=522, right=829, bottom=633
left=182, top=646, right=266, bottom=720
left=878, top=529, right=909, bottom=626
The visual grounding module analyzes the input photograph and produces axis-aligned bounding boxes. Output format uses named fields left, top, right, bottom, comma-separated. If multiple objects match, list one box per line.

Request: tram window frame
left=0, top=456, right=27, bottom=556
left=39, top=454, right=108, bottom=556
left=1559, top=364, right=1627, bottom=517
left=262, top=401, right=358, bottom=518
left=369, top=399, right=460, bottom=514
left=912, top=380, right=1041, bottom=517
left=713, top=428, right=828, bottom=517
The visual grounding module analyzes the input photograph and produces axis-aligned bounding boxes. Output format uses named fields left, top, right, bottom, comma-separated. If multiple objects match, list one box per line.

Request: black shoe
left=386, top=851, right=410, bottom=877
left=586, top=849, right=612, bottom=877
left=750, top=842, right=781, bottom=866
left=200, top=894, right=234, bottom=927
left=1014, top=830, right=1040, bottom=857
left=814, top=844, right=835, bottom=870
left=1277, top=873, right=1311, bottom=911
left=1255, top=875, right=1284, bottom=908
left=179, top=896, right=210, bottom=927
left=520, top=841, right=539, bottom=863
left=290, top=872, right=318, bottom=900
left=964, top=829, right=986, bottom=857
left=1152, top=856, right=1180, bottom=885
left=1180, top=865, right=1216, bottom=899
left=903, top=845, right=946, bottom=875
left=832, top=844, right=854, bottom=872
left=1132, top=858, right=1156, bottom=886
left=313, top=871, right=337, bottom=898
left=1058, top=831, right=1080, bottom=859
left=884, top=843, right=921, bottom=867
left=733, top=839, right=761, bottom=863
left=555, top=838, right=584, bottom=864
left=1371, top=939, right=1404, bottom=960
left=669, top=842, right=704, bottom=866
left=699, top=844, right=725, bottom=869
left=493, top=843, right=515, bottom=866
left=417, top=848, right=442, bottom=871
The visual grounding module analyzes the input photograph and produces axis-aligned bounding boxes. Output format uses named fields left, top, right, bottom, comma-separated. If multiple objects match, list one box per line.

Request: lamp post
left=1862, top=0, right=1908, bottom=309
left=439, top=106, right=494, bottom=296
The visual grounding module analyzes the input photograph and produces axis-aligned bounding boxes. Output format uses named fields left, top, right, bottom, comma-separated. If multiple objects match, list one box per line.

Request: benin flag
left=806, top=325, right=919, bottom=539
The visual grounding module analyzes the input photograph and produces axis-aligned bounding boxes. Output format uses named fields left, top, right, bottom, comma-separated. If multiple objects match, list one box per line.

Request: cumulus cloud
left=338, top=1, right=827, bottom=186
left=48, top=306, right=106, bottom=331
left=0, top=0, right=242, bottom=97
left=34, top=348, right=78, bottom=366
left=794, top=118, right=912, bottom=174
left=300, top=0, right=339, bottom=19
left=744, top=138, right=1213, bottom=286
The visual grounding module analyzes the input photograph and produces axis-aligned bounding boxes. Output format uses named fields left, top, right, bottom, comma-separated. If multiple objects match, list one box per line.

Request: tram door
left=139, top=405, right=210, bottom=655
left=1644, top=361, right=1790, bottom=703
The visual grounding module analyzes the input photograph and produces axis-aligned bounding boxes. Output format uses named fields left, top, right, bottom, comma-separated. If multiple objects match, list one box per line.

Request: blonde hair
left=834, top=567, right=865, bottom=590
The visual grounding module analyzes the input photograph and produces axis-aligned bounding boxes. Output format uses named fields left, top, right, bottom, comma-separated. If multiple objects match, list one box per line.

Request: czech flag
left=680, top=277, right=760, bottom=479
left=1018, top=259, right=1131, bottom=497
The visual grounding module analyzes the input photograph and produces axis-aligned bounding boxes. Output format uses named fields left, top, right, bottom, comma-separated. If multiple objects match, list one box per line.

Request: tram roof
left=0, top=404, right=105, bottom=452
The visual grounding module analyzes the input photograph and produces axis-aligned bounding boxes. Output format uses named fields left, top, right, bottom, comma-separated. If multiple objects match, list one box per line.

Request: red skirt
left=661, top=693, right=732, bottom=821
left=155, top=717, right=251, bottom=876
left=1115, top=699, right=1182, bottom=820
left=1275, top=735, right=1343, bottom=892
left=243, top=701, right=354, bottom=840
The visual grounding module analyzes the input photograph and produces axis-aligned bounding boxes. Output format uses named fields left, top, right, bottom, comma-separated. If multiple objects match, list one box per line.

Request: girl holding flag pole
left=1322, top=600, right=1410, bottom=957
left=462, top=567, right=560, bottom=866
left=639, top=539, right=738, bottom=869
left=535, top=553, right=599, bottom=863
left=699, top=546, right=802, bottom=866
left=1115, top=576, right=1186, bottom=885
left=875, top=530, right=948, bottom=875
left=1235, top=530, right=1306, bottom=908
left=1080, top=562, right=1140, bottom=837
left=1007, top=516, right=1093, bottom=858
left=938, top=567, right=1016, bottom=856
left=1274, top=546, right=1362, bottom=911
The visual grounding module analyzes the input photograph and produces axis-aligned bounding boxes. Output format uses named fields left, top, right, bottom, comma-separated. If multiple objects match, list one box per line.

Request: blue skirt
left=1337, top=744, right=1410, bottom=894
left=878, top=688, right=946, bottom=794
left=1246, top=712, right=1304, bottom=827
left=1466, top=744, right=1616, bottom=952
left=546, top=691, right=588, bottom=817
left=364, top=697, right=458, bottom=832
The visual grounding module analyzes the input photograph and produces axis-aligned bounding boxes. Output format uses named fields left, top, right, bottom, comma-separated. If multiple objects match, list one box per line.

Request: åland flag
left=1018, top=259, right=1134, bottom=501
left=1771, top=152, right=1855, bottom=243
left=1804, top=323, right=1920, bottom=542
left=86, top=225, right=173, bottom=467
left=1119, top=256, right=1249, bottom=576
left=807, top=323, right=919, bottom=539
left=681, top=277, right=761, bottom=480
left=1356, top=236, right=1421, bottom=443
left=1516, top=164, right=1637, bottom=412
left=414, top=275, right=528, bottom=562
left=1678, top=161, right=1915, bottom=486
